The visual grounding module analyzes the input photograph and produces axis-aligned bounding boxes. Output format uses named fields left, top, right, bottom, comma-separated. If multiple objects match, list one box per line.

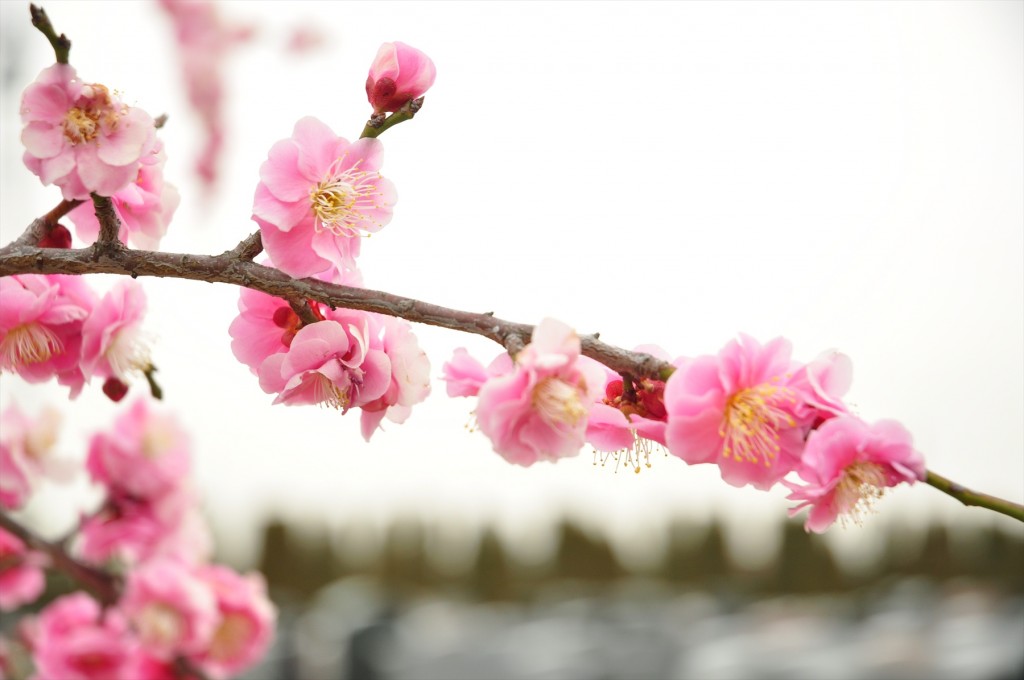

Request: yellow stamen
left=0, top=323, right=62, bottom=369
left=835, top=461, right=888, bottom=526
left=532, top=376, right=586, bottom=426
left=719, top=383, right=796, bottom=466
left=313, top=374, right=351, bottom=411
left=309, top=156, right=385, bottom=237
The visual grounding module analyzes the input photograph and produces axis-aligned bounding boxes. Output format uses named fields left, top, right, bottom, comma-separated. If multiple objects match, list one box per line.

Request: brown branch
left=0, top=241, right=674, bottom=380
left=90, top=193, right=123, bottom=248
left=0, top=510, right=120, bottom=606
left=10, top=199, right=82, bottom=247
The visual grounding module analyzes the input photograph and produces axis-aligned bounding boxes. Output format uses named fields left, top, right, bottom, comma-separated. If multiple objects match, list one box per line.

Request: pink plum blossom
left=664, top=335, right=817, bottom=490
left=31, top=593, right=139, bottom=680
left=472, top=318, right=606, bottom=466
left=366, top=42, right=437, bottom=113
left=121, top=558, right=218, bottom=659
left=229, top=262, right=362, bottom=374
left=586, top=346, right=679, bottom=472
left=86, top=398, right=190, bottom=501
left=0, top=404, right=70, bottom=510
left=191, top=565, right=276, bottom=679
left=77, top=487, right=211, bottom=566
left=67, top=140, right=180, bottom=249
left=20, top=64, right=157, bottom=200
left=252, top=116, right=396, bottom=277
left=358, top=315, right=432, bottom=440
left=79, top=280, right=151, bottom=384
left=0, top=274, right=96, bottom=396
left=441, top=349, right=514, bottom=398
left=786, top=416, right=926, bottom=532
left=257, top=316, right=391, bottom=412
left=0, top=528, right=47, bottom=611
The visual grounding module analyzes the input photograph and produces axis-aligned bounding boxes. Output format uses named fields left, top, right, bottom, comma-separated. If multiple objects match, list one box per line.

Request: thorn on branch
left=29, top=4, right=71, bottom=64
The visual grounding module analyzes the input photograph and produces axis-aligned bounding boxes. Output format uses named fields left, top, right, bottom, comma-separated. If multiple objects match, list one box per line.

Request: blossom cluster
left=444, top=323, right=927, bottom=532
left=19, top=61, right=179, bottom=247
left=231, top=43, right=435, bottom=436
left=1, top=275, right=153, bottom=401
left=0, top=399, right=275, bottom=680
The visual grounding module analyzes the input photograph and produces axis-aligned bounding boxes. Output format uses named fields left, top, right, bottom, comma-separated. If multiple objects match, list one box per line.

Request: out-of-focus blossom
left=285, top=24, right=326, bottom=54
left=0, top=528, right=46, bottom=611
left=67, top=140, right=180, bottom=249
left=358, top=315, right=431, bottom=441
left=253, top=116, right=396, bottom=277
left=85, top=398, right=190, bottom=501
left=468, top=318, right=605, bottom=466
left=257, top=317, right=391, bottom=412
left=786, top=416, right=926, bottom=532
left=76, top=486, right=211, bottom=567
left=79, top=281, right=151, bottom=385
left=365, top=42, right=436, bottom=113
left=121, top=558, right=218, bottom=659
left=32, top=593, right=139, bottom=680
left=192, top=565, right=276, bottom=679
left=0, top=404, right=70, bottom=510
left=158, top=0, right=252, bottom=189
left=20, top=64, right=156, bottom=200
left=0, top=274, right=96, bottom=397
left=665, top=335, right=816, bottom=490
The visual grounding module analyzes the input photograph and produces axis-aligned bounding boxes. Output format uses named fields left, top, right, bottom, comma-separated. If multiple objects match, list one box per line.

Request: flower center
left=309, top=158, right=384, bottom=237
left=834, top=460, right=888, bottom=524
left=62, top=84, right=118, bottom=145
left=0, top=323, right=62, bottom=370
left=720, top=383, right=796, bottom=465
left=532, top=376, right=587, bottom=426
left=138, top=602, right=184, bottom=650
left=104, top=326, right=151, bottom=381
left=313, top=373, right=352, bottom=412
left=209, top=613, right=255, bottom=662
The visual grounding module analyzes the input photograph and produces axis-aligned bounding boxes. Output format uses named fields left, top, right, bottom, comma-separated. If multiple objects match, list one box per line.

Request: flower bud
left=365, top=42, right=436, bottom=113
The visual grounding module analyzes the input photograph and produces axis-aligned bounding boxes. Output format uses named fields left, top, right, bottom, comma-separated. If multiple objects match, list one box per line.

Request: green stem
left=925, top=470, right=1024, bottom=523
left=359, top=97, right=425, bottom=139
left=29, top=4, right=71, bottom=64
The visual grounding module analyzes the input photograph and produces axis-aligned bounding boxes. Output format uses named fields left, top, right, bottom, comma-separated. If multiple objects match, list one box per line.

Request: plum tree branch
left=0, top=231, right=674, bottom=380
left=0, top=510, right=119, bottom=606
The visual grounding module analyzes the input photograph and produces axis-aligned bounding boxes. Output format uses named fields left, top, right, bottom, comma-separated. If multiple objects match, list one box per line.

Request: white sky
left=1, top=1, right=1022, bottom=566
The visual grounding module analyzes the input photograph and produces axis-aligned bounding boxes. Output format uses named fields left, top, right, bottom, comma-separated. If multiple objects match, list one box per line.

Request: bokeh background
left=1, top=2, right=1022, bottom=678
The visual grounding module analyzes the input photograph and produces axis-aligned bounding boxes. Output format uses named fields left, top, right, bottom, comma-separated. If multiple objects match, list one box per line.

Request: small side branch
left=925, top=470, right=1024, bottom=522
left=29, top=4, right=71, bottom=64
left=0, top=510, right=120, bottom=606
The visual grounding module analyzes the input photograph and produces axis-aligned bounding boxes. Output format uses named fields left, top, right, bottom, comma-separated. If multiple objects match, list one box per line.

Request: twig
left=925, top=470, right=1024, bottom=522
left=0, top=510, right=120, bottom=606
left=10, top=199, right=82, bottom=247
left=29, top=4, right=71, bottom=64
left=360, top=97, right=425, bottom=139
left=90, top=194, right=123, bottom=247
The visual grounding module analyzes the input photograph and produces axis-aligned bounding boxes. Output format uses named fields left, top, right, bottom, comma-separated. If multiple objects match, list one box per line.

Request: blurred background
left=1, top=1, right=1022, bottom=678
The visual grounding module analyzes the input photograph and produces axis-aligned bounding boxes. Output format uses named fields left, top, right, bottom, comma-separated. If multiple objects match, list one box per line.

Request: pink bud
left=365, top=42, right=436, bottom=113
